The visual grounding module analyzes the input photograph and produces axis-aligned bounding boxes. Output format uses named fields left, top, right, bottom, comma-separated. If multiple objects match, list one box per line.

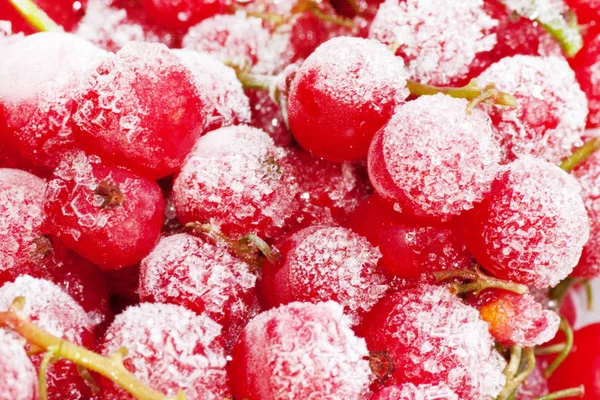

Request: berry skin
left=100, top=303, right=229, bottom=399
left=461, top=157, right=589, bottom=288
left=0, top=32, right=107, bottom=173
left=141, top=0, right=226, bottom=30
left=72, top=42, right=207, bottom=179
left=139, top=233, right=258, bottom=347
left=346, top=194, right=473, bottom=280
left=0, top=276, right=95, bottom=400
left=477, top=55, right=588, bottom=163
left=570, top=27, right=600, bottom=128
left=358, top=284, right=506, bottom=398
left=368, top=0, right=498, bottom=86
left=287, top=36, right=410, bottom=162
left=43, top=151, right=165, bottom=270
left=246, top=89, right=293, bottom=147
left=0, top=0, right=86, bottom=34
left=372, top=383, right=458, bottom=400
left=173, top=125, right=298, bottom=238
left=517, top=362, right=549, bottom=400
left=565, top=0, right=600, bottom=23
left=367, top=94, right=501, bottom=219
left=259, top=226, right=387, bottom=322
left=227, top=301, right=373, bottom=400
left=0, top=330, right=37, bottom=400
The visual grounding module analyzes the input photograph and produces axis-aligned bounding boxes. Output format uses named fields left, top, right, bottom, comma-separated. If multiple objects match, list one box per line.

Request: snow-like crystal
left=373, top=383, right=459, bottom=400
left=0, top=330, right=37, bottom=400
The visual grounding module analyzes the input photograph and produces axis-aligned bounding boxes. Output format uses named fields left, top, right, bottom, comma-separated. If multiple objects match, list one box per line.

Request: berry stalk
left=497, top=347, right=536, bottom=400
left=434, top=265, right=529, bottom=295
left=544, top=317, right=573, bottom=378
left=560, top=136, right=600, bottom=172
left=8, top=0, right=61, bottom=32
left=534, top=385, right=585, bottom=399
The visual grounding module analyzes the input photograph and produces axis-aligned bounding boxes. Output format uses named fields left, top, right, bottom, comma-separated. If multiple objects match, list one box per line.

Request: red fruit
left=0, top=276, right=95, bottom=399
left=0, top=330, right=37, bottom=400
left=287, top=36, right=409, bottom=162
left=228, top=301, right=372, bottom=400
left=372, top=383, right=458, bottom=400
left=139, top=233, right=258, bottom=346
left=470, top=289, right=560, bottom=346
left=565, top=0, right=600, bottom=23
left=477, top=55, right=588, bottom=163
left=173, top=125, right=298, bottom=238
left=358, top=284, right=507, bottom=398
left=0, top=0, right=86, bottom=34
left=100, top=303, right=229, bottom=399
left=347, top=194, right=473, bottom=280
left=368, top=94, right=501, bottom=219
left=517, top=362, right=549, bottom=400
left=0, top=32, right=107, bottom=173
left=246, top=89, right=293, bottom=147
left=259, top=226, right=387, bottom=322
left=43, top=151, right=164, bottom=270
left=72, top=42, right=206, bottom=179
left=570, top=27, right=600, bottom=128
left=141, top=0, right=226, bottom=30
left=461, top=157, right=589, bottom=288
left=547, top=323, right=600, bottom=399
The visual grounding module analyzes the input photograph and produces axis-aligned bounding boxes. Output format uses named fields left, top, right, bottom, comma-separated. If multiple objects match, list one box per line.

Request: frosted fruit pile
left=1, top=0, right=600, bottom=399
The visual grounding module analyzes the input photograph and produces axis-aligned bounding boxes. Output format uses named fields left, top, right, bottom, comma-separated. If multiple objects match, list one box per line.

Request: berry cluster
left=0, top=0, right=599, bottom=399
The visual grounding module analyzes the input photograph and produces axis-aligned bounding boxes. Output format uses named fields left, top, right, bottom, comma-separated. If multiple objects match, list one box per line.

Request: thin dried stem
left=497, top=347, right=536, bottom=400
left=8, top=0, right=61, bottom=32
left=534, top=385, right=585, bottom=399
left=544, top=318, right=573, bottom=378
left=560, top=136, right=600, bottom=172
left=434, top=265, right=528, bottom=296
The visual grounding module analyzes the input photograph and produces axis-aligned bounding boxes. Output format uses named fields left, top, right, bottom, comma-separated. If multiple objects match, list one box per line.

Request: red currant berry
left=0, top=0, right=86, bottom=34
left=347, top=194, right=473, bottom=280
left=100, top=303, right=229, bottom=399
left=477, top=55, right=588, bottom=163
left=372, top=383, right=458, bottom=400
left=461, top=157, right=590, bottom=288
left=246, top=89, right=293, bottom=147
left=368, top=94, right=501, bottom=219
left=72, top=42, right=207, bottom=179
left=0, top=330, right=37, bottom=400
left=141, top=0, right=226, bottom=30
left=565, top=0, right=600, bottom=24
left=43, top=151, right=164, bottom=270
left=287, top=36, right=409, bottom=162
left=228, top=301, right=372, bottom=400
left=570, top=27, right=600, bottom=128
left=173, top=125, right=298, bottom=238
left=358, top=284, right=507, bottom=398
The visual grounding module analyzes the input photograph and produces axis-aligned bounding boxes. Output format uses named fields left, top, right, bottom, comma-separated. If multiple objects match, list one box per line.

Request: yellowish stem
left=434, top=265, right=529, bottom=296
left=560, top=136, right=600, bottom=172
left=8, top=0, right=61, bottom=32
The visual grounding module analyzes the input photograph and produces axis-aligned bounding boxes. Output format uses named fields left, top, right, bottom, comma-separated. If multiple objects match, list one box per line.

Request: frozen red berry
left=372, top=383, right=458, bottom=400
left=358, top=284, right=506, bottom=398
left=139, top=233, right=258, bottom=346
left=72, top=42, right=207, bottom=179
left=517, top=362, right=549, bottom=400
left=368, top=94, right=501, bottom=219
left=0, top=32, right=107, bottom=172
left=228, top=301, right=372, bottom=400
left=461, top=157, right=589, bottom=288
left=43, top=151, right=164, bottom=270
left=100, top=302, right=229, bottom=399
left=570, top=27, right=600, bottom=128
left=259, top=226, right=387, bottom=322
left=287, top=36, right=410, bottom=162
left=246, top=89, right=293, bottom=147
left=565, top=0, right=600, bottom=23
left=0, top=330, right=37, bottom=400
left=0, top=0, right=86, bottom=34
left=477, top=55, right=588, bottom=163
left=347, top=194, right=473, bottom=280
left=141, top=0, right=226, bottom=30
left=173, top=125, right=298, bottom=238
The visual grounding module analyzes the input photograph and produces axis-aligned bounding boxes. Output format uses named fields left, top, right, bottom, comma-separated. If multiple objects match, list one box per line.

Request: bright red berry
left=287, top=36, right=410, bottom=162
left=0, top=330, right=37, bottom=400
left=141, top=0, right=226, bottom=30
left=570, top=27, right=600, bottom=128
left=565, top=0, right=600, bottom=23
left=246, top=89, right=293, bottom=147
left=0, top=0, right=86, bottom=34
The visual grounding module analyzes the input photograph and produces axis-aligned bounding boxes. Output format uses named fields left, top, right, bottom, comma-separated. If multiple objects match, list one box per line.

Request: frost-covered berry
left=246, top=89, right=293, bottom=147
left=358, top=284, right=506, bottom=398
left=372, top=383, right=458, bottom=400
left=368, top=94, right=501, bottom=219
left=287, top=36, right=410, bottom=162
left=477, top=55, right=588, bottom=163
left=228, top=301, right=372, bottom=400
left=517, top=362, right=549, bottom=400
left=72, top=42, right=207, bottom=179
left=369, top=0, right=497, bottom=85
left=43, top=152, right=164, bottom=270
left=100, top=303, right=229, bottom=399
left=139, top=233, right=258, bottom=346
left=173, top=125, right=298, bottom=238
left=0, top=330, right=37, bottom=400
left=461, top=157, right=589, bottom=287
left=570, top=27, right=600, bottom=128
left=0, top=32, right=106, bottom=172
left=259, top=226, right=387, bottom=322
left=0, top=276, right=95, bottom=400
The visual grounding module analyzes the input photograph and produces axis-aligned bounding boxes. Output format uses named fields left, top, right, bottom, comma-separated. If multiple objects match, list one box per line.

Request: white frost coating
left=374, top=383, right=458, bottom=400
left=502, top=294, right=561, bottom=346
left=477, top=55, right=588, bottom=163
left=0, top=330, right=37, bottom=400
left=378, top=94, right=501, bottom=217
left=243, top=301, right=372, bottom=399
left=0, top=276, right=92, bottom=343
left=171, top=49, right=251, bottom=128
left=369, top=0, right=497, bottom=85
left=101, top=303, right=228, bottom=399
left=286, top=227, right=387, bottom=320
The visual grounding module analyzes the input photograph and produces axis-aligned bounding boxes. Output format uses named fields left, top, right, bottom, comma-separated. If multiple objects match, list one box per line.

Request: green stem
left=544, top=318, right=574, bottom=378
left=406, top=79, right=517, bottom=108
left=537, top=13, right=583, bottom=58
left=560, top=136, right=600, bottom=172
left=497, top=347, right=536, bottom=400
left=534, top=385, right=585, bottom=399
left=305, top=2, right=355, bottom=28
left=434, top=265, right=528, bottom=296
left=535, top=342, right=566, bottom=355
left=549, top=277, right=577, bottom=304
left=8, top=0, right=61, bottom=32
left=582, top=279, right=594, bottom=311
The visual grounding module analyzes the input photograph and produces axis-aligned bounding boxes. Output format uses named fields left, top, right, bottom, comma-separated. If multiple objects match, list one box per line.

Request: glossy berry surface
left=72, top=42, right=206, bottom=179
left=461, top=157, right=589, bottom=288
left=287, top=36, right=409, bottom=162
left=347, top=194, right=473, bottom=280
left=368, top=94, right=500, bottom=219
left=43, top=152, right=164, bottom=270
left=259, top=226, right=387, bottom=322
left=173, top=125, right=298, bottom=238
left=100, top=302, right=229, bottom=399
left=141, top=0, right=226, bottom=30
left=227, top=301, right=372, bottom=400
left=0, top=330, right=37, bottom=400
